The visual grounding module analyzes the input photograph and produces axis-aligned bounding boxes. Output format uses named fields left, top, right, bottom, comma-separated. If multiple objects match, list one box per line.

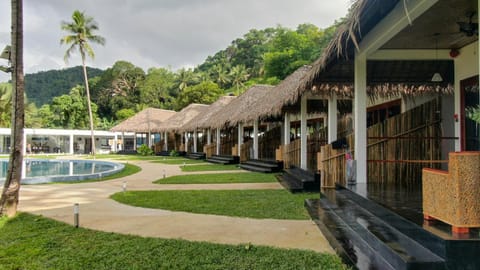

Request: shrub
left=137, top=144, right=153, bottom=156
left=169, top=150, right=179, bottom=157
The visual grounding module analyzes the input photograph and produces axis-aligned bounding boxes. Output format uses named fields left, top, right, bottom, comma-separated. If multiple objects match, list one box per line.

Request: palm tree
left=0, top=0, right=24, bottom=217
left=61, top=10, right=105, bottom=156
left=230, top=65, right=250, bottom=95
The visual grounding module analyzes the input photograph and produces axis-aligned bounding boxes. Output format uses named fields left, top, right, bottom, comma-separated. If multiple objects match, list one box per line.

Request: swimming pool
left=0, top=159, right=125, bottom=184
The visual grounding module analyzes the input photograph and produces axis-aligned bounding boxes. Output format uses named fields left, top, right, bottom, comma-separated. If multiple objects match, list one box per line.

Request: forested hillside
left=25, top=66, right=103, bottom=106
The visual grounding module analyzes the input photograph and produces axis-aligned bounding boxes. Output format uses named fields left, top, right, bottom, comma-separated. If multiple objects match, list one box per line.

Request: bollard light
left=163, top=169, right=166, bottom=179
left=183, top=161, right=186, bottom=167
left=122, top=181, right=127, bottom=192
left=73, top=203, right=79, bottom=228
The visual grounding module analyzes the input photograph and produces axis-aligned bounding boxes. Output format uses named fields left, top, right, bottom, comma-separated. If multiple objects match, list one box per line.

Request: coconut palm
left=61, top=10, right=105, bottom=156
left=1, top=0, right=24, bottom=217
left=230, top=65, right=250, bottom=95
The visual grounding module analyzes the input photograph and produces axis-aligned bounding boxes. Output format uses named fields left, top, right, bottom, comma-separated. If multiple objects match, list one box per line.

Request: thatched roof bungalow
left=180, top=95, right=237, bottom=132
left=153, top=103, right=209, bottom=133
left=110, top=108, right=176, bottom=133
left=206, top=85, right=274, bottom=129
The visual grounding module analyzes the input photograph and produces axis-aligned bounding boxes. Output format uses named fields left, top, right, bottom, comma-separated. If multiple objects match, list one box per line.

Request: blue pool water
left=0, top=159, right=125, bottom=184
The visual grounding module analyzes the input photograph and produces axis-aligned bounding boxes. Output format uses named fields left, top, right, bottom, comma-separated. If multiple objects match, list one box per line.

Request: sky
left=0, top=0, right=351, bottom=83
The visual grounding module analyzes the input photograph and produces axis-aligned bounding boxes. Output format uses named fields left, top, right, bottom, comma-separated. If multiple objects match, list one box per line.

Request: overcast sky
left=0, top=0, right=351, bottom=83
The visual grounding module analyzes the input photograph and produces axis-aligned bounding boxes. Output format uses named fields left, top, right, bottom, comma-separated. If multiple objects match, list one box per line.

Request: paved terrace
left=15, top=160, right=333, bottom=253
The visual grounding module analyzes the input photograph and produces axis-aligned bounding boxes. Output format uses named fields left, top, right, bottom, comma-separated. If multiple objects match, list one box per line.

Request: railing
left=259, top=126, right=282, bottom=160
left=320, top=98, right=452, bottom=187
left=203, top=143, right=216, bottom=158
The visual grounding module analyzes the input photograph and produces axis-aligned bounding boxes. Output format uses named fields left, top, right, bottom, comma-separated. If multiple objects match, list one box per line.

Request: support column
left=253, top=119, right=259, bottom=159
left=207, top=129, right=212, bottom=145
left=121, top=132, right=125, bottom=151
left=300, top=95, right=307, bottom=170
left=184, top=132, right=189, bottom=153
left=328, top=94, right=338, bottom=143
left=69, top=134, right=74, bottom=154
left=164, top=131, right=168, bottom=151
left=193, top=129, right=198, bottom=153
left=133, top=132, right=137, bottom=150
left=354, top=54, right=367, bottom=184
left=216, top=128, right=221, bottom=155
left=113, top=134, right=118, bottom=153
left=284, top=112, right=290, bottom=145
left=238, top=123, right=243, bottom=156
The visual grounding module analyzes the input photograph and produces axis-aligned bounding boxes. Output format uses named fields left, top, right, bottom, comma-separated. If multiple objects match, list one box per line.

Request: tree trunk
left=82, top=60, right=95, bottom=157
left=0, top=0, right=24, bottom=217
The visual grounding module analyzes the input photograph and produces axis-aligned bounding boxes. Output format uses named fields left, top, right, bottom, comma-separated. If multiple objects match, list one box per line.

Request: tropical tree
left=175, top=81, right=223, bottom=110
left=60, top=10, right=105, bottom=156
left=230, top=65, right=250, bottom=95
left=176, top=68, right=198, bottom=92
left=1, top=0, right=24, bottom=217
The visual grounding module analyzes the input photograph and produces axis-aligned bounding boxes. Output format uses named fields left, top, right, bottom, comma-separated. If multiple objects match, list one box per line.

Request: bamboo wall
left=258, top=126, right=282, bottom=160
left=321, top=98, right=445, bottom=187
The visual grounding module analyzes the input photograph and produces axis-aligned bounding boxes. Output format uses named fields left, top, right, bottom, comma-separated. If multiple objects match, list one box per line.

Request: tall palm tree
left=61, top=10, right=105, bottom=156
left=0, top=0, right=24, bottom=217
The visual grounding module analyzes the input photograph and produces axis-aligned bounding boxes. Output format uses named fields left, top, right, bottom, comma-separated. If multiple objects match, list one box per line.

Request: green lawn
left=180, top=164, right=241, bottom=172
left=154, top=172, right=277, bottom=184
left=90, top=154, right=161, bottom=161
left=153, top=158, right=206, bottom=165
left=111, top=189, right=318, bottom=220
left=57, top=163, right=141, bottom=184
left=0, top=213, right=348, bottom=270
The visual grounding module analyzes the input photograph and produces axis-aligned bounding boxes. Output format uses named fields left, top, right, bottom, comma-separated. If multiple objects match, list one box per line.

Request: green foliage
left=115, top=108, right=135, bottom=121
left=24, top=66, right=103, bottom=107
left=137, top=144, right=154, bottom=156
left=175, top=81, right=223, bottom=110
left=38, top=85, right=100, bottom=129
left=112, top=189, right=318, bottom=220
left=154, top=172, right=277, bottom=184
left=169, top=150, right=179, bottom=157
left=153, top=158, right=205, bottom=165
left=0, top=82, right=41, bottom=128
left=466, top=105, right=480, bottom=124
left=0, top=213, right=347, bottom=270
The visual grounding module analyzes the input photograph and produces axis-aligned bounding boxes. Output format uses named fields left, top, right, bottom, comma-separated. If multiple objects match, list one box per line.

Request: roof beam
left=369, top=49, right=451, bottom=60
left=358, top=0, right=439, bottom=57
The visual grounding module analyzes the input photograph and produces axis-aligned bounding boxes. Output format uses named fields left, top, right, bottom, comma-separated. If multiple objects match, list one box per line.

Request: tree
left=175, top=81, right=223, bottom=110
left=61, top=10, right=105, bottom=156
left=1, top=0, right=24, bottom=217
left=176, top=68, right=198, bottom=92
left=230, top=65, right=250, bottom=95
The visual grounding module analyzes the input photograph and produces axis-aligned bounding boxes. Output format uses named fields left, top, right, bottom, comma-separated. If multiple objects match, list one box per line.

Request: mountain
left=25, top=66, right=104, bottom=107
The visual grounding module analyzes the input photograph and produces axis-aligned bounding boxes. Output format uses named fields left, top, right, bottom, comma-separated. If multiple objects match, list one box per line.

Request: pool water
left=0, top=159, right=124, bottom=184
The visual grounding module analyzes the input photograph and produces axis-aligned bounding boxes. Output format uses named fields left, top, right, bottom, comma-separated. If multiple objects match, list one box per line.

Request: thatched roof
left=180, top=95, right=236, bottom=132
left=206, top=85, right=274, bottom=129
left=253, top=65, right=313, bottom=119
left=300, top=0, right=458, bottom=98
left=152, top=103, right=209, bottom=133
left=110, top=108, right=176, bottom=133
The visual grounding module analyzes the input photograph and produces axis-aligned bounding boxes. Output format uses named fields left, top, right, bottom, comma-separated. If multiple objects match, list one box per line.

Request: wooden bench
left=422, top=151, right=480, bottom=234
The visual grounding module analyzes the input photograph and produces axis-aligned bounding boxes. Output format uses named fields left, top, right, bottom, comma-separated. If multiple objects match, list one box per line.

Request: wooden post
left=238, top=123, right=243, bottom=156
left=284, top=112, right=290, bottom=145
left=216, top=128, right=220, bottom=155
left=193, top=129, right=198, bottom=153
left=300, top=96, right=307, bottom=170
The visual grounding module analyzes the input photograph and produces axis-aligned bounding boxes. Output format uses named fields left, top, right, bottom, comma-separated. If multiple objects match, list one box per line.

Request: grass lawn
left=154, top=172, right=277, bottom=184
left=180, top=164, right=241, bottom=172
left=0, top=213, right=348, bottom=270
left=111, top=189, right=318, bottom=220
left=90, top=154, right=162, bottom=161
left=57, top=163, right=141, bottom=184
left=153, top=158, right=206, bottom=165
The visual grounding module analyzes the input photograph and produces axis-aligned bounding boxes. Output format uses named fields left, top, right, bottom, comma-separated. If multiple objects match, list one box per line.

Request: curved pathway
left=18, top=160, right=333, bottom=253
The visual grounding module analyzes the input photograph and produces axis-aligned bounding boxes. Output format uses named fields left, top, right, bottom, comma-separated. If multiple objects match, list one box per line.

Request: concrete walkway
left=17, top=160, right=333, bottom=253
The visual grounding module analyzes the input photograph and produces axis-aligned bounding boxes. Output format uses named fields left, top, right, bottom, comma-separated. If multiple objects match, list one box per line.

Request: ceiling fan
left=457, top=12, right=478, bottom=37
